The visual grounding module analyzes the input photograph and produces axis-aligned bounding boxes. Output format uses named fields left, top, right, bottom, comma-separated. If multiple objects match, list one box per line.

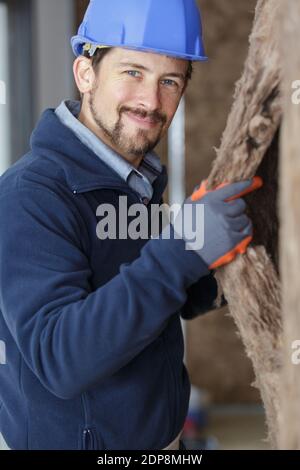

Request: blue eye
left=126, top=70, right=141, bottom=77
left=161, top=79, right=178, bottom=87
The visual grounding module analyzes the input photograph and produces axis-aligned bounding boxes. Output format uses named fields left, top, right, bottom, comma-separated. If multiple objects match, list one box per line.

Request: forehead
left=105, top=47, right=188, bottom=75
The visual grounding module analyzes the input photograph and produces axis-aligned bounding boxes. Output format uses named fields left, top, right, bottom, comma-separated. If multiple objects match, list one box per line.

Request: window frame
left=1, top=0, right=34, bottom=164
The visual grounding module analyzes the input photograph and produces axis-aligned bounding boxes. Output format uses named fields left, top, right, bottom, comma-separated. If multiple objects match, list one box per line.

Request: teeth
left=127, top=112, right=155, bottom=124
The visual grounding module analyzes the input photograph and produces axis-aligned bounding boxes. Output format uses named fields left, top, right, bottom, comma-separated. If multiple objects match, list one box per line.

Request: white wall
left=32, top=0, right=75, bottom=121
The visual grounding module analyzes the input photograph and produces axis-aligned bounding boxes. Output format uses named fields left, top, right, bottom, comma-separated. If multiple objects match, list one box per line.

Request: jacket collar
left=30, top=108, right=168, bottom=200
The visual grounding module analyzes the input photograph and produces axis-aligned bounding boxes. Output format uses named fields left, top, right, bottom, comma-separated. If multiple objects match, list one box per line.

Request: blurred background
left=0, top=0, right=269, bottom=449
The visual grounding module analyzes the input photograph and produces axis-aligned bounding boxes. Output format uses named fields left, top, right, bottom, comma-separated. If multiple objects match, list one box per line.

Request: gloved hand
left=172, top=177, right=262, bottom=270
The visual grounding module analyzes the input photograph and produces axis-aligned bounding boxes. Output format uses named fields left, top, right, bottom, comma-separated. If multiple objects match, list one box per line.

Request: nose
left=136, top=81, right=162, bottom=112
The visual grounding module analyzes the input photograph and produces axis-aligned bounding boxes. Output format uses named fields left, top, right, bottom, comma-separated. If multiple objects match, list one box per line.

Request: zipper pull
left=83, top=428, right=91, bottom=450
left=82, top=427, right=97, bottom=450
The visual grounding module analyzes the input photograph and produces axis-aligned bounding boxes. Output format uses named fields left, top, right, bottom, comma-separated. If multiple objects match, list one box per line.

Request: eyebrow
left=117, top=62, right=186, bottom=81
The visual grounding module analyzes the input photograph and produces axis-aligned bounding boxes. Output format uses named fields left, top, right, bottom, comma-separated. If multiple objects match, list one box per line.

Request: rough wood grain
left=279, top=0, right=300, bottom=450
left=206, top=0, right=283, bottom=447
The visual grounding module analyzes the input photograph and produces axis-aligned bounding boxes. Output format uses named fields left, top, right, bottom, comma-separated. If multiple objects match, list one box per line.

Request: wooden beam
left=205, top=0, right=283, bottom=447
left=279, top=0, right=300, bottom=450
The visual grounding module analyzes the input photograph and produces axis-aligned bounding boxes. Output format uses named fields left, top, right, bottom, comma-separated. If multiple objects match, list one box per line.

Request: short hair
left=83, top=47, right=112, bottom=73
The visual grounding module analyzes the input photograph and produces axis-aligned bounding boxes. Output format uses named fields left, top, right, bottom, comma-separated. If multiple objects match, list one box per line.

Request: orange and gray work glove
left=173, top=177, right=263, bottom=270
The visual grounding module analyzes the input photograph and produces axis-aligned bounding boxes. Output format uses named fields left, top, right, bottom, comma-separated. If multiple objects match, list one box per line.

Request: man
left=0, top=0, right=258, bottom=450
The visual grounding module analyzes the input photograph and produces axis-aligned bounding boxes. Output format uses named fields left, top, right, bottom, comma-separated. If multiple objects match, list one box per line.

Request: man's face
left=82, top=48, right=189, bottom=163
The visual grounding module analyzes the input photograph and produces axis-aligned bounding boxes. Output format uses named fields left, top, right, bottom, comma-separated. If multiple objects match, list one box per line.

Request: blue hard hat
left=71, top=0, right=207, bottom=61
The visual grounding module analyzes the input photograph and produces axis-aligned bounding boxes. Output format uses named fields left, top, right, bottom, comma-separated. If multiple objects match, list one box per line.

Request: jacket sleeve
left=180, top=273, right=227, bottom=320
left=0, top=187, right=209, bottom=399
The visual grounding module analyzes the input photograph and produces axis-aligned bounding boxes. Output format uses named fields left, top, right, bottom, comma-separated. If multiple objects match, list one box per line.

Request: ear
left=73, top=56, right=96, bottom=95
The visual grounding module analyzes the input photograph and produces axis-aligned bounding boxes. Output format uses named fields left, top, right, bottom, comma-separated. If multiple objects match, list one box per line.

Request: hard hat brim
left=71, top=35, right=208, bottom=62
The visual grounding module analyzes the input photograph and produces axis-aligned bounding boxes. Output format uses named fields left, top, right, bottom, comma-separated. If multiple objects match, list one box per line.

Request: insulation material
left=204, top=0, right=283, bottom=448
left=279, top=0, right=300, bottom=450
left=186, top=0, right=260, bottom=406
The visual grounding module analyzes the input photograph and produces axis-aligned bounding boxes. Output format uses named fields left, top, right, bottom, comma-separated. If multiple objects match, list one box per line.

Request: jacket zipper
left=81, top=393, right=97, bottom=450
left=71, top=182, right=164, bottom=207
left=82, top=427, right=96, bottom=450
left=72, top=182, right=141, bottom=199
left=76, top=183, right=161, bottom=449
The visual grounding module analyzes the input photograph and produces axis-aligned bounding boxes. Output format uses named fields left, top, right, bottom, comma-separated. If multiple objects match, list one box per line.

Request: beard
left=88, top=86, right=167, bottom=158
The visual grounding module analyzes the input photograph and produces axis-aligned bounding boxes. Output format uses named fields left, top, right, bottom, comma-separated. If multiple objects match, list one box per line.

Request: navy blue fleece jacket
left=0, top=108, right=217, bottom=450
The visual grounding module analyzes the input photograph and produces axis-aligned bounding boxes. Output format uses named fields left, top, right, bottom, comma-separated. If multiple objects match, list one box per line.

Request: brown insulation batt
left=279, top=0, right=300, bottom=450
left=205, top=0, right=283, bottom=448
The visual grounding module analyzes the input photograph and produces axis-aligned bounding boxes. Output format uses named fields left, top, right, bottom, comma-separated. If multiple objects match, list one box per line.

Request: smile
left=124, top=111, right=160, bottom=129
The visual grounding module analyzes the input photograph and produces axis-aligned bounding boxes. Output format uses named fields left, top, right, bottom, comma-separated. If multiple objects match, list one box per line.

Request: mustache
left=120, top=106, right=167, bottom=125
